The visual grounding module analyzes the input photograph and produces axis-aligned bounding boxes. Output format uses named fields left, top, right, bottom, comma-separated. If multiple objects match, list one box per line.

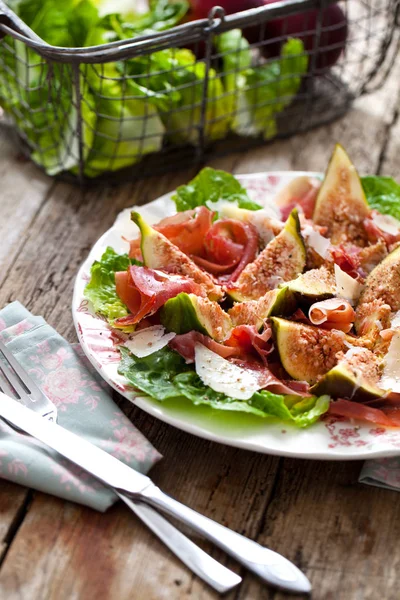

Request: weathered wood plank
left=0, top=168, right=196, bottom=340
left=237, top=459, right=400, bottom=600
left=0, top=483, right=29, bottom=564
left=0, top=126, right=52, bottom=285
left=0, top=433, right=280, bottom=600
left=0, top=125, right=53, bottom=571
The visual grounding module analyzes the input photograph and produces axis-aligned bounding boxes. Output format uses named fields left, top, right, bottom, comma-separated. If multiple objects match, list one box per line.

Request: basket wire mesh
left=0, top=0, right=399, bottom=183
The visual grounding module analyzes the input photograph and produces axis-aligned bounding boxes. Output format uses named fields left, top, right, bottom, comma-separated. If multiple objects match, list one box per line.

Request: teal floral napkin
left=359, top=458, right=400, bottom=491
left=0, top=302, right=161, bottom=511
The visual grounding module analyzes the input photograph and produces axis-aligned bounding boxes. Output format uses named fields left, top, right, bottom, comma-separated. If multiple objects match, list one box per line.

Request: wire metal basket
left=0, top=0, right=399, bottom=184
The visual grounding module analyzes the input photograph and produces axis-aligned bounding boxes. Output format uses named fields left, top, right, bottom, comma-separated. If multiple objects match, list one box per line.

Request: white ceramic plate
left=73, top=172, right=400, bottom=460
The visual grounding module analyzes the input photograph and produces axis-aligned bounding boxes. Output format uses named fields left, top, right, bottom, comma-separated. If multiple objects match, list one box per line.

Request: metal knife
left=0, top=393, right=311, bottom=594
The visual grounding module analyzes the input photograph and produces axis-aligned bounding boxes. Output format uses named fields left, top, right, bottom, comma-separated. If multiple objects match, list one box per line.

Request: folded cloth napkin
left=0, top=301, right=161, bottom=511
left=359, top=458, right=400, bottom=491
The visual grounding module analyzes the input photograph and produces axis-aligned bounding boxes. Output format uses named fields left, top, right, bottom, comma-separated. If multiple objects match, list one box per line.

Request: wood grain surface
left=0, top=55, right=399, bottom=600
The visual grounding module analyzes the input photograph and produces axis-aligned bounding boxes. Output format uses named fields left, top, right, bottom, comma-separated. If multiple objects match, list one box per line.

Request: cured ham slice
left=308, top=298, right=355, bottom=333
left=225, top=325, right=273, bottom=363
left=364, top=211, right=400, bottom=249
left=328, top=399, right=400, bottom=427
left=170, top=331, right=239, bottom=363
left=230, top=358, right=310, bottom=396
left=129, top=206, right=213, bottom=260
left=115, top=266, right=204, bottom=326
left=191, top=219, right=258, bottom=280
left=276, top=176, right=321, bottom=220
left=329, top=243, right=365, bottom=279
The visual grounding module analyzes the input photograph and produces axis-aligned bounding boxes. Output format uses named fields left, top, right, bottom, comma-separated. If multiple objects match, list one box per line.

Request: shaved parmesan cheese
left=124, top=326, right=175, bottom=358
left=205, top=198, right=236, bottom=214
left=334, top=264, right=363, bottom=305
left=380, top=331, right=400, bottom=392
left=248, top=210, right=283, bottom=245
left=194, top=343, right=261, bottom=400
left=372, top=213, right=400, bottom=236
left=207, top=199, right=281, bottom=222
left=302, top=225, right=331, bottom=258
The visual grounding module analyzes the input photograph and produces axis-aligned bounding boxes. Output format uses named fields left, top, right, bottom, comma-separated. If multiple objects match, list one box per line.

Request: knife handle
left=138, top=485, right=311, bottom=595
left=117, top=493, right=241, bottom=594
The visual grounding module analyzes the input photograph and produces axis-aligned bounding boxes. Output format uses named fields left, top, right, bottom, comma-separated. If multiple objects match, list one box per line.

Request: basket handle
left=0, top=0, right=46, bottom=43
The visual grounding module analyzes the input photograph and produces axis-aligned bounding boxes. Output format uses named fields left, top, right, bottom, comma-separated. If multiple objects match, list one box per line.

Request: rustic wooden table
left=0, top=55, right=399, bottom=600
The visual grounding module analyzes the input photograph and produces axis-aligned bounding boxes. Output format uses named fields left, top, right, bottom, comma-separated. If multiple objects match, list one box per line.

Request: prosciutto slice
left=230, top=359, right=309, bottom=396
left=277, top=176, right=321, bottom=220
left=129, top=206, right=213, bottom=260
left=169, top=331, right=240, bottom=363
left=115, top=266, right=204, bottom=326
left=308, top=298, right=355, bottom=333
left=328, top=399, right=400, bottom=428
left=192, top=219, right=258, bottom=281
left=364, top=211, right=400, bottom=249
left=225, top=325, right=274, bottom=363
left=329, top=244, right=366, bottom=280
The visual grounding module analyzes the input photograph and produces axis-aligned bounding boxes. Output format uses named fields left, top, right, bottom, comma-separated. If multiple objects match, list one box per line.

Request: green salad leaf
left=83, top=14, right=167, bottom=176
left=119, top=345, right=191, bottom=400
left=8, top=0, right=98, bottom=46
left=118, top=346, right=330, bottom=426
left=216, top=32, right=308, bottom=139
left=362, top=176, right=400, bottom=220
left=172, top=167, right=262, bottom=212
left=113, top=0, right=189, bottom=34
left=84, top=246, right=139, bottom=320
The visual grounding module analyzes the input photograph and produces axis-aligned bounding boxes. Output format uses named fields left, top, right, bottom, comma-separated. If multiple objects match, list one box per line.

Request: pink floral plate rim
left=72, top=171, right=400, bottom=461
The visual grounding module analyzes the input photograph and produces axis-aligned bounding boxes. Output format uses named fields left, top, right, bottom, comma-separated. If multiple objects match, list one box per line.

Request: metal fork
left=0, top=339, right=241, bottom=594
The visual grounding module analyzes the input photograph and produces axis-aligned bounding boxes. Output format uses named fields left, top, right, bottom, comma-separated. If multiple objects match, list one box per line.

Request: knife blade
left=0, top=392, right=311, bottom=594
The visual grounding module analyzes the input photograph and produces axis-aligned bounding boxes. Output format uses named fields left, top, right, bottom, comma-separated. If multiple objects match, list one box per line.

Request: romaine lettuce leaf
left=172, top=167, right=262, bottom=212
left=84, top=246, right=138, bottom=320
left=215, top=32, right=308, bottom=139
left=114, top=0, right=189, bottom=34
left=155, top=52, right=231, bottom=146
left=83, top=17, right=166, bottom=176
left=119, top=344, right=191, bottom=400
left=8, top=0, right=99, bottom=46
left=362, top=176, right=400, bottom=220
left=120, top=46, right=231, bottom=147
left=1, top=1, right=98, bottom=175
left=118, top=345, right=330, bottom=426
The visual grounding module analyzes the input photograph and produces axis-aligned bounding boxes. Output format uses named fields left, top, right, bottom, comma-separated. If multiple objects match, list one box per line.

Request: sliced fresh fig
left=287, top=266, right=336, bottom=308
left=358, top=240, right=387, bottom=274
left=228, top=286, right=296, bottom=330
left=357, top=245, right=400, bottom=312
left=271, top=317, right=346, bottom=384
left=313, top=144, right=370, bottom=245
left=311, top=347, right=385, bottom=402
left=355, top=298, right=391, bottom=336
left=131, top=212, right=223, bottom=301
left=160, top=293, right=232, bottom=342
left=228, top=208, right=306, bottom=302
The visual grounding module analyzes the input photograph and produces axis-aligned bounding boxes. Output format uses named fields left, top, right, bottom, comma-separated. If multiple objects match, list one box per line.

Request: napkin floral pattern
left=0, top=302, right=161, bottom=511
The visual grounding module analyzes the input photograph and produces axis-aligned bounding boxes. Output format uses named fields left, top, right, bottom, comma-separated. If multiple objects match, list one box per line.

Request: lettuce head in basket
left=0, top=0, right=307, bottom=178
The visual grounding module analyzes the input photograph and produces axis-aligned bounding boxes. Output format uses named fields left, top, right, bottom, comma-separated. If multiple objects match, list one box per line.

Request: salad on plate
left=84, top=144, right=400, bottom=429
